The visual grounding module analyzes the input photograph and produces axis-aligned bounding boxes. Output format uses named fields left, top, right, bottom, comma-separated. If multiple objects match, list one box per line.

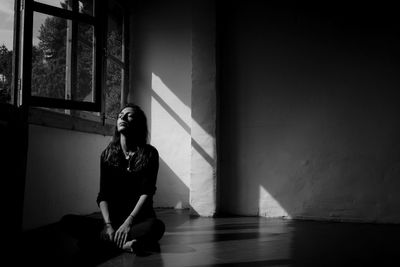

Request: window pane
left=107, top=2, right=123, bottom=61
left=105, top=59, right=122, bottom=120
left=32, top=12, right=95, bottom=103
left=77, top=23, right=94, bottom=101
left=32, top=12, right=67, bottom=99
left=0, top=0, right=15, bottom=104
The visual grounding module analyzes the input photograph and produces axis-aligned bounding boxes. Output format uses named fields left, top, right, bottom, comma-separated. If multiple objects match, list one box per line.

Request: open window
left=3, top=0, right=129, bottom=135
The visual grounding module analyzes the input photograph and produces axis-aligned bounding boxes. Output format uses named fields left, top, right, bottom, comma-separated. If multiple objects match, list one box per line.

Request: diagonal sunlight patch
left=152, top=73, right=215, bottom=214
left=151, top=96, right=191, bottom=188
left=151, top=73, right=192, bottom=192
left=152, top=73, right=215, bottom=160
left=259, top=186, right=291, bottom=218
left=152, top=73, right=191, bottom=126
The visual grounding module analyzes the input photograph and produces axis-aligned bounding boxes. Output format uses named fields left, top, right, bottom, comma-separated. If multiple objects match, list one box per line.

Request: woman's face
left=117, top=107, right=135, bottom=133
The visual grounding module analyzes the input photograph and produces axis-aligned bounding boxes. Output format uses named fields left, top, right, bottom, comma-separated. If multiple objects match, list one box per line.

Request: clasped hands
left=101, top=218, right=133, bottom=248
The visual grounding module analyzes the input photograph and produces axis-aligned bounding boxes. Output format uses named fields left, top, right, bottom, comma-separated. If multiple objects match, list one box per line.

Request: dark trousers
left=60, top=213, right=165, bottom=253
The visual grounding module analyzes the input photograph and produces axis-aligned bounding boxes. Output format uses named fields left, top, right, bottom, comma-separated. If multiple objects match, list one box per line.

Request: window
left=4, top=0, right=129, bottom=135
left=0, top=0, right=16, bottom=105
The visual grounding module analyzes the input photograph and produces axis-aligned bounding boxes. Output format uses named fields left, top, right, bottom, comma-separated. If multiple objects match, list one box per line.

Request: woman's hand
left=114, top=218, right=133, bottom=248
left=101, top=224, right=115, bottom=242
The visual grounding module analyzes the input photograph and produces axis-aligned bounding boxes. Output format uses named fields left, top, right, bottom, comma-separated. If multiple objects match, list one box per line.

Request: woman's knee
left=149, top=218, right=165, bottom=240
left=140, top=218, right=165, bottom=241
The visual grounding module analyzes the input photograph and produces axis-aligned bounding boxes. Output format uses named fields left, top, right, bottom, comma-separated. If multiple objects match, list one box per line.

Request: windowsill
left=28, top=107, right=115, bottom=136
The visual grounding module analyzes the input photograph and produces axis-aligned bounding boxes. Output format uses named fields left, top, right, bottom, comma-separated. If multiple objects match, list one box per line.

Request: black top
left=96, top=144, right=159, bottom=225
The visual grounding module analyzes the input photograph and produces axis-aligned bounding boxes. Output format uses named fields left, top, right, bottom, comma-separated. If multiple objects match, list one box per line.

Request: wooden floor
left=21, top=209, right=400, bottom=266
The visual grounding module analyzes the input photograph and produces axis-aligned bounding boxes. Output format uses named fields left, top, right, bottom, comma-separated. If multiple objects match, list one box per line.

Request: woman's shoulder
left=144, top=144, right=159, bottom=157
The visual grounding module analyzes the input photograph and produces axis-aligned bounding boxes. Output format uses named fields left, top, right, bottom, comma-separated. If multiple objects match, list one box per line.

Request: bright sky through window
left=0, top=0, right=14, bottom=49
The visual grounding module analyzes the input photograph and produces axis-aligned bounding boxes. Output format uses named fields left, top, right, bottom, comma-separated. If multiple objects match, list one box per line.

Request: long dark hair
left=102, top=103, right=150, bottom=171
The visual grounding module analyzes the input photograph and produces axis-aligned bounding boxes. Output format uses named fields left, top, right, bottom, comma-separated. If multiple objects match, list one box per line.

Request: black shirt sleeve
left=96, top=152, right=109, bottom=206
left=140, top=146, right=159, bottom=196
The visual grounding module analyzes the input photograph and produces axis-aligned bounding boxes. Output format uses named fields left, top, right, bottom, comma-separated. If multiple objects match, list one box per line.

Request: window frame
left=20, top=0, right=103, bottom=111
left=17, top=0, right=129, bottom=135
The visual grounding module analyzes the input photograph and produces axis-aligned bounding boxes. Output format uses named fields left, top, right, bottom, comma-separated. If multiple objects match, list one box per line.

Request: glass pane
left=32, top=12, right=67, bottom=99
left=107, top=1, right=123, bottom=61
left=32, top=12, right=95, bottom=103
left=0, top=0, right=15, bottom=104
left=105, top=59, right=122, bottom=120
left=77, top=22, right=94, bottom=101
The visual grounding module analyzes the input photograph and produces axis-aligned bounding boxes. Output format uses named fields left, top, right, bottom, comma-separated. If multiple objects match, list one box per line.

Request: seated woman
left=61, top=103, right=165, bottom=257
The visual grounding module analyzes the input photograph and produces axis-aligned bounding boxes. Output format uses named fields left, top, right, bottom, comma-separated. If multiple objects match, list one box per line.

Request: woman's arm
left=99, top=200, right=115, bottom=241
left=99, top=200, right=111, bottom=224
left=98, top=153, right=115, bottom=241
left=114, top=194, right=149, bottom=248
left=128, top=194, right=148, bottom=221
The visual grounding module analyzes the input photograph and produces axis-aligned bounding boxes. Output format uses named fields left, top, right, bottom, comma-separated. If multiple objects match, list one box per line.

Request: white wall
left=219, top=1, right=400, bottom=223
left=130, top=0, right=192, bottom=209
left=23, top=125, right=110, bottom=230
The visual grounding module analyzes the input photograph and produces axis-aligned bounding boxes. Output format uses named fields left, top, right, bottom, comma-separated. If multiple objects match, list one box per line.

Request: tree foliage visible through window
left=31, top=0, right=123, bottom=120
left=31, top=1, right=93, bottom=101
left=32, top=15, right=67, bottom=99
left=1, top=0, right=124, bottom=130
left=0, top=44, right=12, bottom=103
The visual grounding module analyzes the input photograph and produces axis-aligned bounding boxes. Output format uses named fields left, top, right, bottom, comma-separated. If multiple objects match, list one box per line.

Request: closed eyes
left=118, top=112, right=134, bottom=119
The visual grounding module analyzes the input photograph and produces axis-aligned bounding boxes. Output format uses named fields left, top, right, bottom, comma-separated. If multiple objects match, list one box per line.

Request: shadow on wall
left=156, top=158, right=189, bottom=209
left=219, top=0, right=400, bottom=223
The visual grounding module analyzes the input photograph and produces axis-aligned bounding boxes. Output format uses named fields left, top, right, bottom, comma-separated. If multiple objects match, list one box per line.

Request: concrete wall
left=23, top=125, right=110, bottom=230
left=130, top=0, right=192, bottom=209
left=219, top=1, right=400, bottom=223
